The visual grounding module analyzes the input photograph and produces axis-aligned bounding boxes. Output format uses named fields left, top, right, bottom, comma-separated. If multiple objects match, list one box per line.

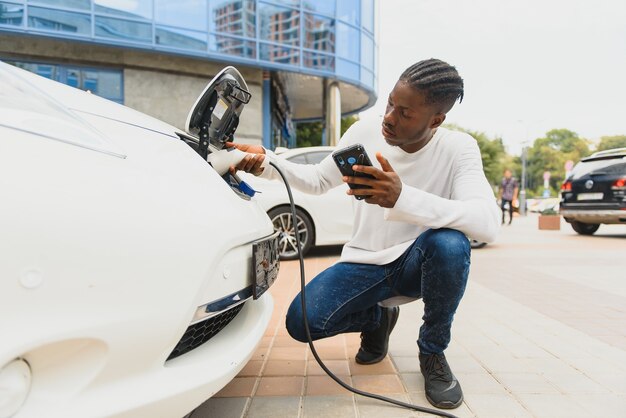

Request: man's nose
left=383, top=110, right=395, bottom=126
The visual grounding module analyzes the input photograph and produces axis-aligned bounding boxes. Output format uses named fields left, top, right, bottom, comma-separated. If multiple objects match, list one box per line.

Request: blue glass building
left=0, top=0, right=377, bottom=149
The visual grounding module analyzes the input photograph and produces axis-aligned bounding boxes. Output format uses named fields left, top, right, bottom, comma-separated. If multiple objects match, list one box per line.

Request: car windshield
left=286, top=151, right=331, bottom=165
left=0, top=62, right=124, bottom=158
left=570, top=157, right=626, bottom=179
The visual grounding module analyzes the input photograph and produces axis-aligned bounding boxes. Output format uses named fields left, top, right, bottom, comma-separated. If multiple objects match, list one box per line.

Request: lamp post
left=520, top=146, right=527, bottom=216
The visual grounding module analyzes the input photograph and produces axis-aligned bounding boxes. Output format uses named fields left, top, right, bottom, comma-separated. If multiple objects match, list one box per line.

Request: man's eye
left=401, top=111, right=411, bottom=118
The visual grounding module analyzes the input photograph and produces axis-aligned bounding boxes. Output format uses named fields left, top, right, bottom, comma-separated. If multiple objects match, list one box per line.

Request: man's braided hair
left=399, top=59, right=464, bottom=113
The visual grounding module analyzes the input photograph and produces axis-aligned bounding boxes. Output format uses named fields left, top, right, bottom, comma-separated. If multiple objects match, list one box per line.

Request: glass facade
left=4, top=59, right=123, bottom=103
left=0, top=0, right=377, bottom=91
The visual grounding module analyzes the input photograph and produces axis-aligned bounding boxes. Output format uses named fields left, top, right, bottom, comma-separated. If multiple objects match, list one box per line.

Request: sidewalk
left=192, top=215, right=626, bottom=418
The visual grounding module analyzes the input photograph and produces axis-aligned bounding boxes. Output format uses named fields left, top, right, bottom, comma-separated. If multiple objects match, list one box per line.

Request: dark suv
left=560, top=148, right=626, bottom=235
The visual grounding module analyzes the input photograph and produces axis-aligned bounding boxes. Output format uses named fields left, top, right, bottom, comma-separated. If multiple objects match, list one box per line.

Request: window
left=336, top=21, right=359, bottom=62
left=260, top=42, right=299, bottom=65
left=5, top=60, right=124, bottom=104
left=95, top=16, right=152, bottom=43
left=303, top=0, right=335, bottom=17
left=0, top=2, right=24, bottom=26
left=210, top=34, right=256, bottom=59
left=209, top=0, right=255, bottom=38
left=259, top=2, right=300, bottom=47
left=303, top=13, right=334, bottom=53
left=156, top=0, right=207, bottom=32
left=361, top=0, right=374, bottom=33
left=361, top=33, right=374, bottom=70
left=28, top=6, right=91, bottom=35
left=337, top=0, right=359, bottom=25
left=156, top=27, right=208, bottom=51
left=95, top=0, right=152, bottom=20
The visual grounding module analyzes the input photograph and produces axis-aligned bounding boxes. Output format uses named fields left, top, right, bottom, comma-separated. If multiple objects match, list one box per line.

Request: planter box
left=538, top=215, right=561, bottom=230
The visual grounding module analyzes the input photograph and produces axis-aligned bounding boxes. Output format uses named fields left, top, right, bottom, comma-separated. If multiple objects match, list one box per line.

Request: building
left=0, top=0, right=377, bottom=149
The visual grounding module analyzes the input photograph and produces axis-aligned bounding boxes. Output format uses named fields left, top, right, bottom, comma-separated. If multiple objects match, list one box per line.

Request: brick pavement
left=191, top=214, right=626, bottom=417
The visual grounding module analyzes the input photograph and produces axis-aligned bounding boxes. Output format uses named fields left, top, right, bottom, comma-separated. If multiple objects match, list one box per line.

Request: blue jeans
left=285, top=228, right=471, bottom=355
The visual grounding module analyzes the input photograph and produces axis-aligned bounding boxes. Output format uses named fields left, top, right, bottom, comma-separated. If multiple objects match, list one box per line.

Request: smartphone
left=332, top=143, right=375, bottom=200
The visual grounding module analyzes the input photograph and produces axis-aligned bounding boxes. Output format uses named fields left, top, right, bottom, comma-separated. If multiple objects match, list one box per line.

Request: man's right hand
left=225, top=142, right=266, bottom=176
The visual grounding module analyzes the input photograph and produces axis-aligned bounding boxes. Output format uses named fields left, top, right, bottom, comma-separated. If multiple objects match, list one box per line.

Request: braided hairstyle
left=399, top=59, right=464, bottom=113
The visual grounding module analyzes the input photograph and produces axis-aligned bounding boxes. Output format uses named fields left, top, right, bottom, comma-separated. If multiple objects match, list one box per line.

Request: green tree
left=526, top=129, right=590, bottom=196
left=596, top=135, right=626, bottom=152
left=295, top=115, right=359, bottom=147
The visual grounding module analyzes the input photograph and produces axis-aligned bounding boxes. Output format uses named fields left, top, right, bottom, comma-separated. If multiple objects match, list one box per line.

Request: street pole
left=520, top=146, right=527, bottom=216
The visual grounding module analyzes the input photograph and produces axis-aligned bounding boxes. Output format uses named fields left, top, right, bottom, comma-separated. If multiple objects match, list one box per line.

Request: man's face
left=504, top=170, right=512, bottom=178
left=381, top=81, right=445, bottom=153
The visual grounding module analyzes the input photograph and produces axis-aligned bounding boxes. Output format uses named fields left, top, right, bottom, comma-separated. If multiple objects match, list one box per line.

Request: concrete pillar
left=324, top=81, right=341, bottom=146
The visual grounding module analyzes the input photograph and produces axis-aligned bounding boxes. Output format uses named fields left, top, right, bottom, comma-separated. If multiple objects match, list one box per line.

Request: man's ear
left=430, top=113, right=446, bottom=129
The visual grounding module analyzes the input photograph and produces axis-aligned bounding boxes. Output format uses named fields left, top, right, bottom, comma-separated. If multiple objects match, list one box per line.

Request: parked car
left=560, top=148, right=626, bottom=235
left=0, top=62, right=279, bottom=418
left=241, top=146, right=353, bottom=259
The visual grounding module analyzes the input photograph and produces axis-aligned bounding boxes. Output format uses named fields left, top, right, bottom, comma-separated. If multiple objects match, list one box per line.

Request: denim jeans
left=285, top=228, right=471, bottom=355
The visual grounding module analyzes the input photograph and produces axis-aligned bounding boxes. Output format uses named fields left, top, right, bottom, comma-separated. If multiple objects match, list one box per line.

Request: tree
left=526, top=129, right=590, bottom=196
left=295, top=115, right=359, bottom=148
left=596, top=135, right=626, bottom=152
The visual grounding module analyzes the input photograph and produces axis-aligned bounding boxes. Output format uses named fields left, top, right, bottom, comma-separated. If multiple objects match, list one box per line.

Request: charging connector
left=268, top=161, right=459, bottom=418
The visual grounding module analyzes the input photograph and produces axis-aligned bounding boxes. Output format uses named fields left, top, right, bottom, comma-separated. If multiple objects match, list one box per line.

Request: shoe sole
left=425, top=393, right=463, bottom=410
left=354, top=308, right=399, bottom=365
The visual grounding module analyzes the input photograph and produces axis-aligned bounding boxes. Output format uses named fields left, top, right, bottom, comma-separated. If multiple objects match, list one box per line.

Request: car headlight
left=0, top=359, right=31, bottom=418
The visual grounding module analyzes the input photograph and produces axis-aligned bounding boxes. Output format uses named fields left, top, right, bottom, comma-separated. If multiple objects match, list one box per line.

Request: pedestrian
left=228, top=58, right=499, bottom=410
left=498, top=169, right=519, bottom=224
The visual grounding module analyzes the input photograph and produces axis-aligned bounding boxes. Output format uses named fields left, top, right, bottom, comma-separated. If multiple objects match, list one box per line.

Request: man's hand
left=343, top=152, right=402, bottom=208
left=225, top=142, right=266, bottom=176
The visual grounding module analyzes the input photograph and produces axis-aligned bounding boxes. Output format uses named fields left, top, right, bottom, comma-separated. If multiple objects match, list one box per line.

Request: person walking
left=228, top=59, right=499, bottom=410
left=498, top=169, right=519, bottom=224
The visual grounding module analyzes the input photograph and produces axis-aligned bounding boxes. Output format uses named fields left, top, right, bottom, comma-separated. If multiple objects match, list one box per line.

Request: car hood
left=0, top=61, right=181, bottom=158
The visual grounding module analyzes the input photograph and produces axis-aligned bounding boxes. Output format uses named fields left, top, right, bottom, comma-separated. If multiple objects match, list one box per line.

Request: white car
left=241, top=147, right=354, bottom=259
left=0, top=62, right=279, bottom=418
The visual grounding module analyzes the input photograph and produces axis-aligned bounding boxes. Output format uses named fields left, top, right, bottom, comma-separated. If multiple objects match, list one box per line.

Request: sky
left=359, top=0, right=626, bottom=155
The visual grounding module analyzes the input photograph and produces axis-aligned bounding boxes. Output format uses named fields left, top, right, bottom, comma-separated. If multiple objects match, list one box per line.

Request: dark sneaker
left=419, top=353, right=463, bottom=409
left=355, top=306, right=399, bottom=365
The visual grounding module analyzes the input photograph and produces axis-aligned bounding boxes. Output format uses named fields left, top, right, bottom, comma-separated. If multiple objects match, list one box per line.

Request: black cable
left=268, top=161, right=459, bottom=418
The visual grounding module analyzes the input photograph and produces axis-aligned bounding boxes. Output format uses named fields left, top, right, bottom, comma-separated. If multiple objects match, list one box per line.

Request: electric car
left=0, top=62, right=279, bottom=418
left=241, top=146, right=354, bottom=259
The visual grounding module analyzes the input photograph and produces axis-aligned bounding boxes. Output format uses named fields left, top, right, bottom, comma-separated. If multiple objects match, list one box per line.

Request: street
left=194, top=214, right=626, bottom=418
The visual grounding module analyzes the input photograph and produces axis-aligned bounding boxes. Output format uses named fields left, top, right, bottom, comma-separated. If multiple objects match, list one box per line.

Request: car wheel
left=268, top=206, right=314, bottom=260
left=470, top=239, right=487, bottom=249
left=570, top=221, right=600, bottom=235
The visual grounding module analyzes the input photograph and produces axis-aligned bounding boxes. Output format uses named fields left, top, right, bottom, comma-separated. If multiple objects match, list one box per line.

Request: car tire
left=570, top=221, right=600, bottom=235
left=470, top=239, right=487, bottom=249
left=268, top=206, right=314, bottom=260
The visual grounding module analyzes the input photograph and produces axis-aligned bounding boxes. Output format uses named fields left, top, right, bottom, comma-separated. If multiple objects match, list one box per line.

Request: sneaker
left=355, top=306, right=399, bottom=365
left=419, top=353, right=463, bottom=409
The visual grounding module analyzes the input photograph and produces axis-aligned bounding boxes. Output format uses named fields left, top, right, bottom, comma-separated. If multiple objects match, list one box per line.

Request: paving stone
left=355, top=393, right=415, bottom=418
left=246, top=396, right=301, bottom=418
left=302, top=395, right=356, bottom=418
left=191, top=397, right=248, bottom=418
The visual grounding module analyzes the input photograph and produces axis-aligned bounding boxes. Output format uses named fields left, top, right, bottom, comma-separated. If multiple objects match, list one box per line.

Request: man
left=498, top=169, right=519, bottom=225
left=228, top=59, right=499, bottom=409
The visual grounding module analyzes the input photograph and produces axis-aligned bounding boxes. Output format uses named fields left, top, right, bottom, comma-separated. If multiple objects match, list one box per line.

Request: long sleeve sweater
left=258, top=115, right=500, bottom=265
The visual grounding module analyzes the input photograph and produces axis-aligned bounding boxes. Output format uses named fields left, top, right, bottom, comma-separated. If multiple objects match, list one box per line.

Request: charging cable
left=268, top=161, right=459, bottom=418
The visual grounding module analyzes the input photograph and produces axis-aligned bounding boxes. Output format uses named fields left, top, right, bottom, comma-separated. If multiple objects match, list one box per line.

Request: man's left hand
left=344, top=152, right=402, bottom=208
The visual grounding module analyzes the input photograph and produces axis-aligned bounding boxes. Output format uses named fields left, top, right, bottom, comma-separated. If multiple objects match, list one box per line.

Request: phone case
left=332, top=143, right=374, bottom=200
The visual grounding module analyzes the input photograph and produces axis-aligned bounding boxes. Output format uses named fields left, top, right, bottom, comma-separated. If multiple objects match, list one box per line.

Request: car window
left=286, top=154, right=308, bottom=164
left=305, top=151, right=331, bottom=164
left=570, top=157, right=626, bottom=179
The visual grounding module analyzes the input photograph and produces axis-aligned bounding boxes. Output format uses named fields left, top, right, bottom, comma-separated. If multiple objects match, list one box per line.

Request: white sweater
left=259, top=116, right=500, bottom=265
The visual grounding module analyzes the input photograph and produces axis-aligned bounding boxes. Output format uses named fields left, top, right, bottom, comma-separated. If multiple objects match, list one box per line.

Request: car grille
left=167, top=303, right=245, bottom=360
